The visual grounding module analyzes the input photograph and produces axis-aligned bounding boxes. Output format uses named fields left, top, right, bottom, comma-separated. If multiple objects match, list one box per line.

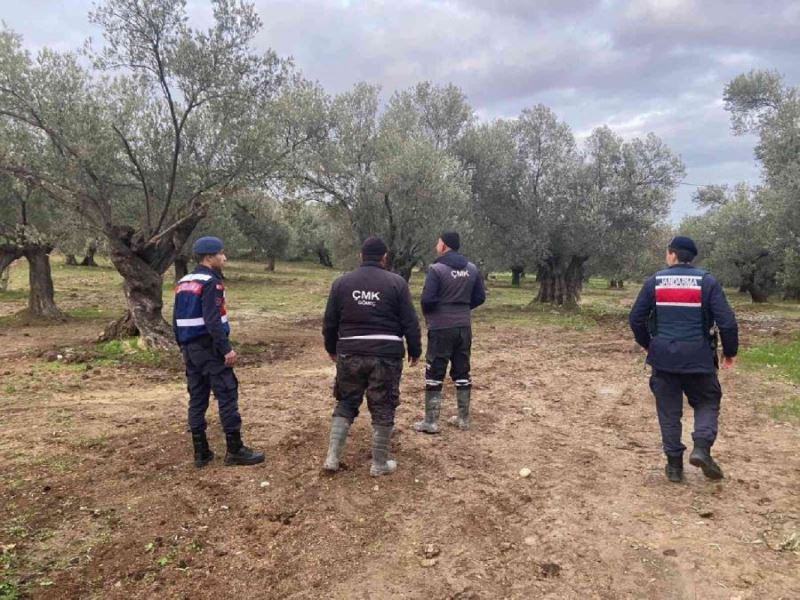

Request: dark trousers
left=333, top=354, right=403, bottom=426
left=649, top=369, right=722, bottom=457
left=425, top=327, right=472, bottom=391
left=182, top=338, right=242, bottom=433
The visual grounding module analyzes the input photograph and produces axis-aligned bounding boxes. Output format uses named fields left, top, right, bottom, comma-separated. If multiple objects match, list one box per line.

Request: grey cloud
left=450, top=0, right=605, bottom=21
left=5, top=0, right=798, bottom=222
left=614, top=0, right=800, bottom=52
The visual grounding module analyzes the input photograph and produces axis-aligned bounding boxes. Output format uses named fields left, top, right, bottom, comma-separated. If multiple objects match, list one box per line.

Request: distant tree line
left=1, top=0, right=790, bottom=346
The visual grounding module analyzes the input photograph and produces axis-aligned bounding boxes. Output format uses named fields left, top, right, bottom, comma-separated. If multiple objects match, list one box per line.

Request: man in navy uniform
left=629, top=236, right=738, bottom=483
left=414, top=231, right=486, bottom=434
left=322, top=236, right=421, bottom=476
left=173, top=236, right=264, bottom=468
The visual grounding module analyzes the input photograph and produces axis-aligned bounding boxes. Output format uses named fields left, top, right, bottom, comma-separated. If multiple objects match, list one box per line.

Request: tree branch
left=112, top=124, right=153, bottom=234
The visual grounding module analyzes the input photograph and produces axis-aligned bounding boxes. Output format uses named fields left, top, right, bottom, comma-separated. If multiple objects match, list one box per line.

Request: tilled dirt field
left=1, top=315, right=799, bottom=599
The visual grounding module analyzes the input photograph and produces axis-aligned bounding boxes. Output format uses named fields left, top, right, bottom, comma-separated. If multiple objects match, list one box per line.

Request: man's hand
left=328, top=353, right=337, bottom=363
left=408, top=356, right=419, bottom=366
left=224, top=350, right=237, bottom=367
left=721, top=355, right=736, bottom=370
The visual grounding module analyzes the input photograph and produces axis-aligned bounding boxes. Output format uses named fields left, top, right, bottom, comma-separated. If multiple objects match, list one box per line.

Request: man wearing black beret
left=629, top=236, right=738, bottom=483
left=321, top=236, right=422, bottom=476
left=415, top=231, right=486, bottom=433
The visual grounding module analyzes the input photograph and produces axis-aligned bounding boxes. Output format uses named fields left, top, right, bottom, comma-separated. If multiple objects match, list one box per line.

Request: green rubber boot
left=413, top=390, right=442, bottom=434
left=323, top=416, right=351, bottom=472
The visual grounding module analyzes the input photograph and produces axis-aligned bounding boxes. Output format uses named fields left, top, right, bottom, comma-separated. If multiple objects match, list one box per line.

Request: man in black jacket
left=414, top=231, right=486, bottom=434
left=629, top=236, right=738, bottom=483
left=321, top=237, right=422, bottom=476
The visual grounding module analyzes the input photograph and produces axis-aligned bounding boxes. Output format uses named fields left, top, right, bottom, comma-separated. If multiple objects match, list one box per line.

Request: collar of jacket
left=434, top=251, right=468, bottom=269
left=360, top=260, right=385, bottom=269
left=196, top=264, right=224, bottom=279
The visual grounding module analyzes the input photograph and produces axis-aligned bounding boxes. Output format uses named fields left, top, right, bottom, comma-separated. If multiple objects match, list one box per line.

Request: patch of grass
left=38, top=362, right=87, bottom=374
left=0, top=545, right=19, bottom=600
left=23, top=455, right=82, bottom=474
left=94, top=339, right=166, bottom=367
left=734, top=299, right=800, bottom=320
left=5, top=527, right=27, bottom=540
left=740, top=339, right=800, bottom=384
left=95, top=339, right=126, bottom=359
left=0, top=289, right=26, bottom=302
left=779, top=531, right=800, bottom=553
left=0, top=313, right=32, bottom=328
left=768, top=398, right=800, bottom=423
left=476, top=303, right=597, bottom=330
left=741, top=338, right=800, bottom=423
left=0, top=580, right=19, bottom=600
left=66, top=306, right=118, bottom=320
left=155, top=548, right=178, bottom=569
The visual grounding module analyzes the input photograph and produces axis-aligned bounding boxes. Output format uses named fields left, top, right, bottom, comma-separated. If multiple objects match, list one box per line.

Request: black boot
left=224, top=431, right=265, bottom=466
left=665, top=454, right=683, bottom=483
left=689, top=444, right=723, bottom=480
left=191, top=431, right=214, bottom=468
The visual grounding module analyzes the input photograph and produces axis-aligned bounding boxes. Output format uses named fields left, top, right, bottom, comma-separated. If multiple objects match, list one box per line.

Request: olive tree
left=297, top=82, right=471, bottom=280
left=0, top=1, right=312, bottom=347
left=724, top=70, right=800, bottom=299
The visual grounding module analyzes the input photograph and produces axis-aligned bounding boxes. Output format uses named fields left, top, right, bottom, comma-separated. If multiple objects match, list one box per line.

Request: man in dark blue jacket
left=322, top=236, right=422, bottom=476
left=173, top=237, right=264, bottom=468
left=414, top=231, right=486, bottom=434
left=629, top=236, right=738, bottom=483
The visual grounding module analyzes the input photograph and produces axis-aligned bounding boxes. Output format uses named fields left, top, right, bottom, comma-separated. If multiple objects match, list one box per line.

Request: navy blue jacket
left=420, top=251, right=486, bottom=330
left=173, top=265, right=232, bottom=355
left=323, top=261, right=422, bottom=359
left=629, top=264, right=738, bottom=373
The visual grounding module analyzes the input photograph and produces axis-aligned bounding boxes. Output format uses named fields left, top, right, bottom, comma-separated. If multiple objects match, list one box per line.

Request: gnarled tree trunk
left=736, top=253, right=772, bottom=303
left=105, top=248, right=174, bottom=347
left=0, top=246, right=20, bottom=293
left=740, top=275, right=769, bottom=303
left=511, top=265, right=524, bottom=287
left=266, top=256, right=276, bottom=272
left=782, top=288, right=800, bottom=301
left=65, top=254, right=78, bottom=266
left=316, top=246, right=333, bottom=268
left=102, top=218, right=201, bottom=348
left=24, top=244, right=65, bottom=320
left=534, top=255, right=587, bottom=307
left=80, top=239, right=98, bottom=267
left=174, top=255, right=189, bottom=282
left=609, top=279, right=625, bottom=289
left=387, top=251, right=416, bottom=282
left=0, top=244, right=22, bottom=276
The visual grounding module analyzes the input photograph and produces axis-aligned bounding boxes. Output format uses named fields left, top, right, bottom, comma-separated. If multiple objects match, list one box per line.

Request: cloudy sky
left=5, top=0, right=800, bottom=221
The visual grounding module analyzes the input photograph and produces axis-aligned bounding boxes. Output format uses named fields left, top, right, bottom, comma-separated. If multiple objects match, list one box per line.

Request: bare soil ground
left=1, top=266, right=799, bottom=599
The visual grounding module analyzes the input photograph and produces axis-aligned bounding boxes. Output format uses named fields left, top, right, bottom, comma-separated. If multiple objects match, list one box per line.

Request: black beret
left=361, top=236, right=387, bottom=256
left=440, top=231, right=460, bottom=251
left=669, top=236, right=698, bottom=257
